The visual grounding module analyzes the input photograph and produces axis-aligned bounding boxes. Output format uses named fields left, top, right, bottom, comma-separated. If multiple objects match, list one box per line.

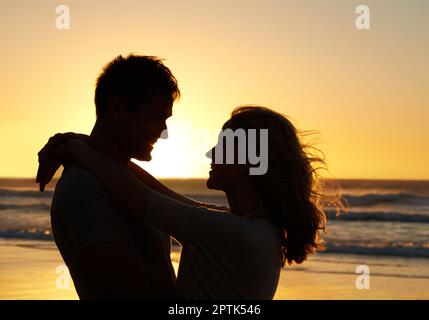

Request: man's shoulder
left=60, top=163, right=100, bottom=183
left=51, top=166, right=134, bottom=252
left=53, top=164, right=107, bottom=201
left=51, top=165, right=118, bottom=225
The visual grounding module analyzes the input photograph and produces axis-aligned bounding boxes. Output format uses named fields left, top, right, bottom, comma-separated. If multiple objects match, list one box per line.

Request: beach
left=1, top=238, right=428, bottom=300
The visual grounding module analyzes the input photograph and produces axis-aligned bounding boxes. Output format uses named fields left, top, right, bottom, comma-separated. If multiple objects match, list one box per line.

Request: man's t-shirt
left=50, top=164, right=175, bottom=299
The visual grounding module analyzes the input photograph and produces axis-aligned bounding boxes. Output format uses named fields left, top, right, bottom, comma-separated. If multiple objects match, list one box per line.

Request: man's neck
left=88, top=120, right=130, bottom=165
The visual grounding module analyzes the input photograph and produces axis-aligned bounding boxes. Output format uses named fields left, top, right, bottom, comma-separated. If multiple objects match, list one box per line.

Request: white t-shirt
left=145, top=190, right=283, bottom=300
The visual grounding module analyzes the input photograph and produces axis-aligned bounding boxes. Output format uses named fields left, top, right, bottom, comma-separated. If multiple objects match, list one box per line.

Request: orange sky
left=0, top=0, right=428, bottom=179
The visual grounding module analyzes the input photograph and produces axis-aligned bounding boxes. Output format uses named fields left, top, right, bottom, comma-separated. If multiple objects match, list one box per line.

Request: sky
left=0, top=0, right=428, bottom=179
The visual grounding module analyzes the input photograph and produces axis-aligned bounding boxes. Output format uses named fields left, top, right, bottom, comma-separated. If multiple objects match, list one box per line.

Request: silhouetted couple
left=36, top=54, right=339, bottom=299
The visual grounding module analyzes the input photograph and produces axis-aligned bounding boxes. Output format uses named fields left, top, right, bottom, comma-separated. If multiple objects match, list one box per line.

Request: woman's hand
left=199, top=203, right=230, bottom=212
left=36, top=141, right=69, bottom=192
left=36, top=132, right=89, bottom=192
left=37, top=132, right=89, bottom=162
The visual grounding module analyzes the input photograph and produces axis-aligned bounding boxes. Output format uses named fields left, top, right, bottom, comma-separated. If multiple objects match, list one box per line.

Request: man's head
left=94, top=54, right=180, bottom=161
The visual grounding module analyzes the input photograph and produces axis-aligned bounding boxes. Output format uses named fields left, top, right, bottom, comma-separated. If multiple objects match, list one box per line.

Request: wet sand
left=1, top=239, right=428, bottom=300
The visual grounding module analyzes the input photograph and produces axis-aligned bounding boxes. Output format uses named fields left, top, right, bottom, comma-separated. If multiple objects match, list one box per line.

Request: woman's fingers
left=36, top=133, right=88, bottom=191
left=36, top=159, right=61, bottom=191
left=38, top=132, right=88, bottom=163
left=37, top=138, right=69, bottom=188
left=38, top=134, right=62, bottom=162
left=38, top=133, right=70, bottom=159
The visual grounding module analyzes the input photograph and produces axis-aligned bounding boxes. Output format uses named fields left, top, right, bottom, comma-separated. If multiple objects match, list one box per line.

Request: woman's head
left=206, top=118, right=255, bottom=191
left=207, top=105, right=346, bottom=266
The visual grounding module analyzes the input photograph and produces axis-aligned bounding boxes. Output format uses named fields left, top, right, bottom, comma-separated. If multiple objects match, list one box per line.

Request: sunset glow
left=1, top=0, right=428, bottom=179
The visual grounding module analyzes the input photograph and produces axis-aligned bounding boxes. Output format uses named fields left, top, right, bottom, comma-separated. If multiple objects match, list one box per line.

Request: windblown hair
left=228, top=106, right=347, bottom=267
left=95, top=54, right=180, bottom=119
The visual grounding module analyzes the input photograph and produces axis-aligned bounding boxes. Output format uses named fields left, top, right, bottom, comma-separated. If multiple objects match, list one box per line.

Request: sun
left=133, top=120, right=218, bottom=178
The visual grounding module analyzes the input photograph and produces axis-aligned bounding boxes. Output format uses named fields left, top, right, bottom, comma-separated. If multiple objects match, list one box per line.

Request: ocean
left=0, top=178, right=428, bottom=259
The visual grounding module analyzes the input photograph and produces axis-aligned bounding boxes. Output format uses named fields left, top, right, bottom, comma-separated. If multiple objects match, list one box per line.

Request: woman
left=37, top=106, right=344, bottom=299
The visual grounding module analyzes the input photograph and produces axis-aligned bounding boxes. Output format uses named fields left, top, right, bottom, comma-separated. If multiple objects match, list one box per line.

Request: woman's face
left=206, top=121, right=248, bottom=191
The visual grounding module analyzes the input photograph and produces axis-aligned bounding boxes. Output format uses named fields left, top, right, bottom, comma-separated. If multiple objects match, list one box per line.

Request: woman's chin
left=206, top=175, right=220, bottom=190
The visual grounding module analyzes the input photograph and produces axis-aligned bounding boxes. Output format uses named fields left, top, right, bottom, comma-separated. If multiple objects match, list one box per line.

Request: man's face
left=119, top=95, right=173, bottom=161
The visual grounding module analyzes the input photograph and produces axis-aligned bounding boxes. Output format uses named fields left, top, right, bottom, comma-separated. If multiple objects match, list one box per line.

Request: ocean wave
left=324, top=243, right=429, bottom=259
left=181, top=192, right=429, bottom=208
left=327, top=210, right=429, bottom=223
left=1, top=188, right=427, bottom=208
left=0, top=188, right=52, bottom=199
left=1, top=228, right=428, bottom=260
left=0, top=203, right=51, bottom=212
left=0, top=228, right=53, bottom=241
left=1, top=191, right=428, bottom=223
left=343, top=192, right=429, bottom=206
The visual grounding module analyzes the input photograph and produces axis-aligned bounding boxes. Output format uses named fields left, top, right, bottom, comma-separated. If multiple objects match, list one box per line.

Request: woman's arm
left=62, top=139, right=229, bottom=244
left=36, top=131, right=229, bottom=211
left=127, top=162, right=229, bottom=212
left=36, top=136, right=234, bottom=246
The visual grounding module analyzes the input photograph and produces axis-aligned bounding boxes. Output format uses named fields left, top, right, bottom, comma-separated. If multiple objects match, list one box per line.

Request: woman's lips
left=209, top=165, right=217, bottom=174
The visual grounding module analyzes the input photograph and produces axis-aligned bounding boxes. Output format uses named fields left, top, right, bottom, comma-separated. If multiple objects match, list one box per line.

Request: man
left=47, top=54, right=180, bottom=299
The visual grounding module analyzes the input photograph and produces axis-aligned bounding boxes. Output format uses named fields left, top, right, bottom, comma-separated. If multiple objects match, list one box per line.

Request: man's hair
left=94, top=54, right=180, bottom=118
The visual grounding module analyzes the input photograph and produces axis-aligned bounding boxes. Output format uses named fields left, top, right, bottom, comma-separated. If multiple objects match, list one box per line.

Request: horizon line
left=0, top=176, right=429, bottom=182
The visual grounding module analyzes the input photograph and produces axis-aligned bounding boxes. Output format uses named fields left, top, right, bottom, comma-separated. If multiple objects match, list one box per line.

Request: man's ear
left=106, top=95, right=125, bottom=117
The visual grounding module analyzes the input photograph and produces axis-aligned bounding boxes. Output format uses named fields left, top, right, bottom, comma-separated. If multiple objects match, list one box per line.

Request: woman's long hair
left=228, top=106, right=347, bottom=267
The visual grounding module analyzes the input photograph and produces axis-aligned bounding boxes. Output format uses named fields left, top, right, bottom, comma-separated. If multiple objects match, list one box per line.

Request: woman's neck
left=224, top=180, right=264, bottom=218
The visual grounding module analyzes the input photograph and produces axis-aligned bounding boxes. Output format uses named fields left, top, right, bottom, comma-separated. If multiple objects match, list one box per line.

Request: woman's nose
left=206, top=147, right=215, bottom=160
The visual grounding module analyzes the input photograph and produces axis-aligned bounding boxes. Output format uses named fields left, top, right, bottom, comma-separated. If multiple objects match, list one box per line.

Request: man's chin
left=133, top=151, right=152, bottom=162
left=131, top=144, right=154, bottom=161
